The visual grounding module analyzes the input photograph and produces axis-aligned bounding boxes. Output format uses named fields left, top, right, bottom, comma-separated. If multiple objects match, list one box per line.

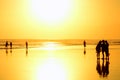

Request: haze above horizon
left=0, top=0, right=120, bottom=39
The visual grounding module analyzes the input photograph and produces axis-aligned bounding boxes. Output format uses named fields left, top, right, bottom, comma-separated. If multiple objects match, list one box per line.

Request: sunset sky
left=0, top=0, right=120, bottom=39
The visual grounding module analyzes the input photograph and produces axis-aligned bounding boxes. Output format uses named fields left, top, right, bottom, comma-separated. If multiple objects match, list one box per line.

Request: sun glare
left=42, top=42, right=61, bottom=50
left=35, top=58, right=67, bottom=80
left=30, top=0, right=72, bottom=24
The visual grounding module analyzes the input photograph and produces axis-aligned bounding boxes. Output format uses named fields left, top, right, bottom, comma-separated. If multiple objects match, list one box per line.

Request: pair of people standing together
left=96, top=40, right=109, bottom=59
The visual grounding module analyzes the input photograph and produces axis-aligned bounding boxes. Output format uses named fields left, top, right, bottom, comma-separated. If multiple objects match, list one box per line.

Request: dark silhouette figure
left=101, top=40, right=106, bottom=58
left=10, top=42, right=12, bottom=49
left=5, top=41, right=9, bottom=55
left=104, top=40, right=109, bottom=59
left=96, top=41, right=102, bottom=58
left=96, top=59, right=109, bottom=77
left=83, top=40, right=86, bottom=47
left=83, top=40, right=86, bottom=55
left=5, top=41, right=9, bottom=48
left=26, top=42, right=28, bottom=56
left=96, top=40, right=109, bottom=59
left=26, top=42, right=28, bottom=49
left=10, top=42, right=12, bottom=53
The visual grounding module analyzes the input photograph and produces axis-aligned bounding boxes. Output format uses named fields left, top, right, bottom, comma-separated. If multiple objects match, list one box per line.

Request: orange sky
left=0, top=0, right=120, bottom=39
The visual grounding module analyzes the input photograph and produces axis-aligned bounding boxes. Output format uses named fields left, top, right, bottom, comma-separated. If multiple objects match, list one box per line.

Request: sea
left=0, top=39, right=120, bottom=80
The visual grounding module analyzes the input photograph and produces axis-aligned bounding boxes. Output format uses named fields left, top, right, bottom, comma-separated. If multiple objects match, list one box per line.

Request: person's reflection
left=26, top=49, right=28, bottom=56
left=6, top=48, right=8, bottom=56
left=10, top=48, right=12, bottom=53
left=83, top=47, right=86, bottom=55
left=96, top=59, right=109, bottom=77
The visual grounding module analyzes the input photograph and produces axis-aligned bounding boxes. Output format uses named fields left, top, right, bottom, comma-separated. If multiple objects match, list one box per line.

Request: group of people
left=5, top=41, right=28, bottom=49
left=96, top=40, right=109, bottom=59
left=5, top=41, right=28, bottom=55
left=5, top=41, right=12, bottom=49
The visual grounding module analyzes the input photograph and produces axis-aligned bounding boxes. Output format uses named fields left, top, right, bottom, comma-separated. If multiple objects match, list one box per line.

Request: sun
left=30, top=0, right=72, bottom=24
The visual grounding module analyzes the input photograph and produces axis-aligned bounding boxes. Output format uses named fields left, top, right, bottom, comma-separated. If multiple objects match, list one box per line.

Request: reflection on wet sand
left=96, top=58, right=109, bottom=77
left=5, top=48, right=8, bottom=56
left=26, top=49, right=28, bottom=56
left=83, top=47, right=86, bottom=55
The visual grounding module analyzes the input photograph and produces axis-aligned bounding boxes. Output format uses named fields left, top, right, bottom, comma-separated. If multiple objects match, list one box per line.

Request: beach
left=0, top=40, right=120, bottom=80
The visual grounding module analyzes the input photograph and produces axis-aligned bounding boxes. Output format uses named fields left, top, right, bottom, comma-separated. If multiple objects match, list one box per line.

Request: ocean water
left=0, top=39, right=120, bottom=80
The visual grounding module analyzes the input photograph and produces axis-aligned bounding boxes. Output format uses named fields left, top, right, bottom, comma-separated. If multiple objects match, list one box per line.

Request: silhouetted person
left=104, top=40, right=109, bottom=59
left=5, top=41, right=9, bottom=48
left=5, top=41, right=9, bottom=55
left=83, top=40, right=86, bottom=55
left=83, top=40, right=86, bottom=47
left=96, top=40, right=109, bottom=59
left=101, top=40, right=106, bottom=58
left=10, top=42, right=12, bottom=49
left=26, top=42, right=28, bottom=56
left=10, top=42, right=12, bottom=53
left=96, top=41, right=102, bottom=58
left=26, top=42, right=28, bottom=49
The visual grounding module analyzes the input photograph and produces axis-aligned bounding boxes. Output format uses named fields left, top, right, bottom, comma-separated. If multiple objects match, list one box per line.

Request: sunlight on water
left=41, top=42, right=62, bottom=50
left=35, top=57, right=67, bottom=80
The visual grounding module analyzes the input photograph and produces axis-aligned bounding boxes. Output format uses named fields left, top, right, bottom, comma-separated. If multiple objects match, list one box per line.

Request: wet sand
left=0, top=45, right=120, bottom=80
